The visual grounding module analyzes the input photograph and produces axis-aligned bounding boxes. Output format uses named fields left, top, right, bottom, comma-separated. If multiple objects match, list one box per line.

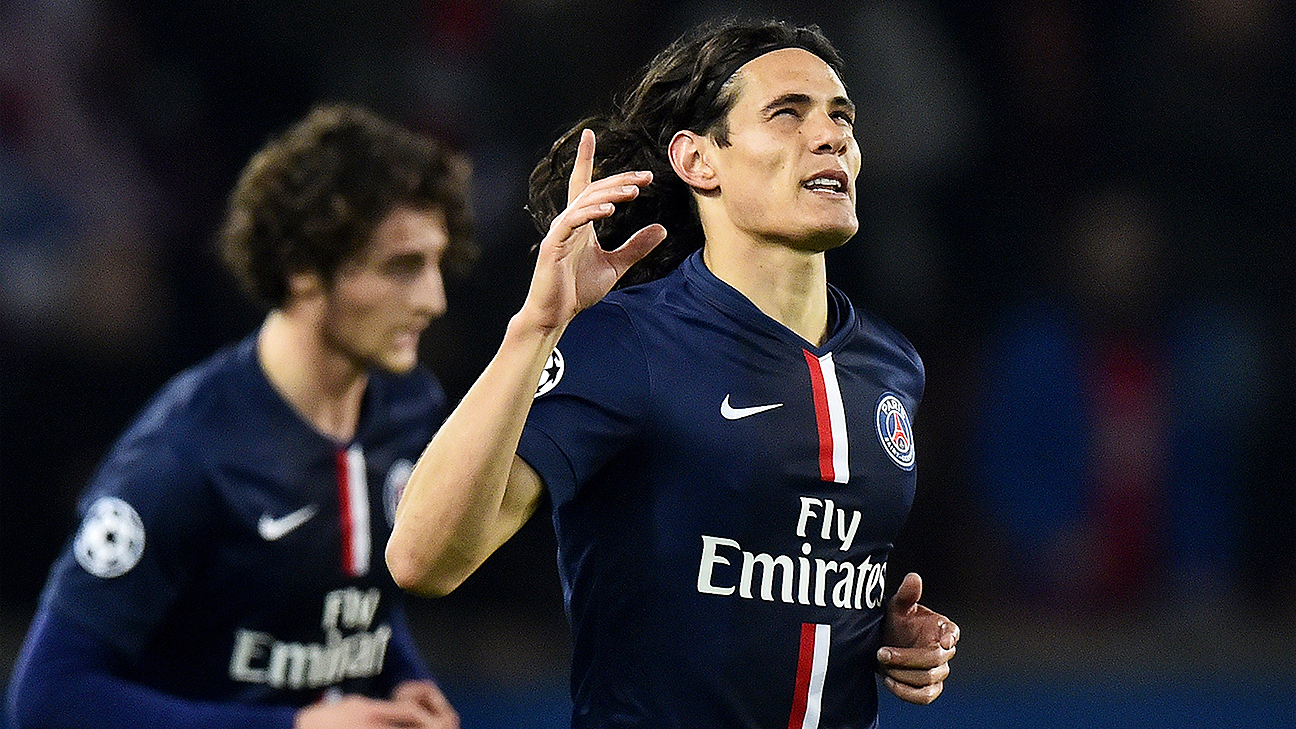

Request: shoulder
left=573, top=270, right=684, bottom=335
left=109, top=344, right=250, bottom=468
left=849, top=301, right=923, bottom=375
left=832, top=292, right=926, bottom=405
left=79, top=339, right=262, bottom=515
left=125, top=340, right=255, bottom=442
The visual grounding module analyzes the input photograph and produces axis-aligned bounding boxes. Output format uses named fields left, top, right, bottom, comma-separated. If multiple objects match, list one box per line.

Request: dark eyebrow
left=762, top=92, right=857, bottom=116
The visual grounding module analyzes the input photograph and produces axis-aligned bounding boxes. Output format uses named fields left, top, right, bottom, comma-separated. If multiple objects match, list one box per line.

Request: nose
left=808, top=110, right=850, bottom=155
left=412, top=265, right=447, bottom=320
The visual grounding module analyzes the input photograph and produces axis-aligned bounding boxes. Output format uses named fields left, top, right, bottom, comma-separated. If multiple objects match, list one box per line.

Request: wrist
left=507, top=306, right=568, bottom=346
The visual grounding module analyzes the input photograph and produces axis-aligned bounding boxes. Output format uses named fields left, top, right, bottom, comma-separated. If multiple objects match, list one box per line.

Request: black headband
left=700, top=30, right=827, bottom=113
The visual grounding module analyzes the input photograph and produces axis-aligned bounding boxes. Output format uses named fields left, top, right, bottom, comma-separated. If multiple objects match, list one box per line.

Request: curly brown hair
left=527, top=18, right=843, bottom=288
left=219, top=104, right=475, bottom=308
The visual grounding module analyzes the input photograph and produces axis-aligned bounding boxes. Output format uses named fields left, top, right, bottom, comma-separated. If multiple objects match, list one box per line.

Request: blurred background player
left=387, top=18, right=957, bottom=729
left=6, top=104, right=472, bottom=729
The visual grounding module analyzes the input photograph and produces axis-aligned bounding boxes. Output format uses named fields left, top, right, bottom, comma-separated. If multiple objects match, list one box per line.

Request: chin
left=374, top=351, right=420, bottom=375
left=794, top=226, right=855, bottom=253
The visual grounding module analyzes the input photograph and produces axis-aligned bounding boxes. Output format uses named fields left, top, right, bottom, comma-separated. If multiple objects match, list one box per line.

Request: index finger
left=877, top=643, right=956, bottom=670
left=568, top=128, right=596, bottom=205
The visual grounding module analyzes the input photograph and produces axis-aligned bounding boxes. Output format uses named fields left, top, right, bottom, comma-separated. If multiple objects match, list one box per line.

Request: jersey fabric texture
left=6, top=332, right=443, bottom=728
left=517, top=251, right=924, bottom=729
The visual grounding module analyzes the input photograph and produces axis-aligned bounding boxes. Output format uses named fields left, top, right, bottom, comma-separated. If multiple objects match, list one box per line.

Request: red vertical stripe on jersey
left=787, top=623, right=831, bottom=729
left=786, top=623, right=817, bottom=729
left=804, top=350, right=835, bottom=482
left=335, top=449, right=356, bottom=575
left=334, top=446, right=355, bottom=570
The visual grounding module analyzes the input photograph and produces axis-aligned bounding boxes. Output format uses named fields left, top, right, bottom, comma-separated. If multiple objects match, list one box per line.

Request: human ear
left=668, top=130, right=719, bottom=192
left=286, top=268, right=324, bottom=302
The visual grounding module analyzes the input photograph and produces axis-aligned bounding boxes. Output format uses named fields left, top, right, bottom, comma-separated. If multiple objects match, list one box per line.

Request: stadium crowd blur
left=2, top=0, right=1291, bottom=690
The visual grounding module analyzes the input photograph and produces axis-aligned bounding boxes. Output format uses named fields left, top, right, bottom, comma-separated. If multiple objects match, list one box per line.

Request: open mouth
left=802, top=169, right=849, bottom=196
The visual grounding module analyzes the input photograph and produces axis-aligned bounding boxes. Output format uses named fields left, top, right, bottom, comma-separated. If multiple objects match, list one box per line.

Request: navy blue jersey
left=517, top=251, right=924, bottom=729
left=31, top=332, right=443, bottom=706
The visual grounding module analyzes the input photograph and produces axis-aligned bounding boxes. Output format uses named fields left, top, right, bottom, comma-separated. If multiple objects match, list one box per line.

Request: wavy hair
left=220, top=104, right=476, bottom=308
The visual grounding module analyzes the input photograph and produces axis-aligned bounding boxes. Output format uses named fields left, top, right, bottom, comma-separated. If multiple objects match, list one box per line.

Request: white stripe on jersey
left=801, top=623, right=831, bottom=729
left=816, top=353, right=850, bottom=484
left=343, top=446, right=370, bottom=576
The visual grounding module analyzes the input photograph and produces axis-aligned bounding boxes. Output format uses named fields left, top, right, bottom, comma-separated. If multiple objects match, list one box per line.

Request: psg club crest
left=384, top=459, right=415, bottom=527
left=874, top=393, right=915, bottom=471
left=74, top=496, right=146, bottom=578
left=534, top=347, right=564, bottom=398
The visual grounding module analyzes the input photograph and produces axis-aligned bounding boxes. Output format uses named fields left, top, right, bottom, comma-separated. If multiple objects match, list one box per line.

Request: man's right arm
left=385, top=129, right=664, bottom=596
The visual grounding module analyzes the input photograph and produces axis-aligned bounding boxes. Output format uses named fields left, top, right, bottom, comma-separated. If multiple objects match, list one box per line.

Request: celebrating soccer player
left=387, top=18, right=958, bottom=728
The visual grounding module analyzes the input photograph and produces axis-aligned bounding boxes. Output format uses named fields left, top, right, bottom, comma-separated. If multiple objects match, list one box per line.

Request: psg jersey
left=517, top=251, right=924, bottom=729
left=35, top=333, right=443, bottom=705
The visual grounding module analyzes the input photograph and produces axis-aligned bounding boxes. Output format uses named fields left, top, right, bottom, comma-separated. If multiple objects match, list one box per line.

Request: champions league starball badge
left=535, top=347, right=564, bottom=398
left=74, top=496, right=146, bottom=578
left=874, top=393, right=915, bottom=471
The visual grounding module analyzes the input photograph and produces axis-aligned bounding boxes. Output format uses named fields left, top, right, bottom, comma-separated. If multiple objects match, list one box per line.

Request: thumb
left=889, top=572, right=923, bottom=614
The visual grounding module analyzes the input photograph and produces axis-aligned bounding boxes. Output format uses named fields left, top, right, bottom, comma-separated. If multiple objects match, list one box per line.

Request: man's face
left=707, top=47, right=861, bottom=251
left=321, top=206, right=449, bottom=374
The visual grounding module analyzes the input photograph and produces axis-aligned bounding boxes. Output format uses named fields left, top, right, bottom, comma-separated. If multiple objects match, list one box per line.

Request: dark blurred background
left=2, top=1, right=1292, bottom=726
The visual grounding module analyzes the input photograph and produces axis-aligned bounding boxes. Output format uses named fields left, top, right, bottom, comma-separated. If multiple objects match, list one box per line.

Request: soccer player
left=6, top=105, right=469, bottom=729
left=387, top=18, right=958, bottom=728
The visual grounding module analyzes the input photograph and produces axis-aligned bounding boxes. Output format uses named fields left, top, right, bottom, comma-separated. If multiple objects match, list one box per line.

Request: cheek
left=327, top=283, right=393, bottom=332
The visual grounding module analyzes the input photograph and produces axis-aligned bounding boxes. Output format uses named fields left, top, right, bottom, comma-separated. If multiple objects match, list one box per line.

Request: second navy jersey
left=517, top=251, right=924, bottom=729
left=36, top=333, right=444, bottom=705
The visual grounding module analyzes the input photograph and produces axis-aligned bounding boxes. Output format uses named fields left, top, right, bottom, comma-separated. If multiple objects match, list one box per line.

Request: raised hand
left=876, top=572, right=959, bottom=705
left=520, top=128, right=666, bottom=332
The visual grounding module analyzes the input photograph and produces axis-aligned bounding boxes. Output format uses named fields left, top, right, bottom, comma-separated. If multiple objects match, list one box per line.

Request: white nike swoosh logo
left=720, top=394, right=784, bottom=421
left=258, top=505, right=318, bottom=541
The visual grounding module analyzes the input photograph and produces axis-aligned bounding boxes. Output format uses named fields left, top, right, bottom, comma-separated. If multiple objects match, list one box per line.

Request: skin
left=260, top=206, right=450, bottom=442
left=671, top=47, right=861, bottom=345
left=387, top=45, right=957, bottom=711
left=258, top=205, right=459, bottom=728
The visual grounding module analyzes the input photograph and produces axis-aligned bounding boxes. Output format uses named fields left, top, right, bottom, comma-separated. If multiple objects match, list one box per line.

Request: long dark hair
left=527, top=18, right=844, bottom=288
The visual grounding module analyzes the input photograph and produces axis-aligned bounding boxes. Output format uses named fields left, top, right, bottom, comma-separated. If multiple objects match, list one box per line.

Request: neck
left=257, top=309, right=369, bottom=442
left=702, top=233, right=830, bottom=346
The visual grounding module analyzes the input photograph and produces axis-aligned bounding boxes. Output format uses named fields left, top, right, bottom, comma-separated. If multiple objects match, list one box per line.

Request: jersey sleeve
left=516, top=300, right=650, bottom=507
left=5, top=610, right=297, bottom=729
left=40, top=417, right=217, bottom=661
left=377, top=600, right=434, bottom=690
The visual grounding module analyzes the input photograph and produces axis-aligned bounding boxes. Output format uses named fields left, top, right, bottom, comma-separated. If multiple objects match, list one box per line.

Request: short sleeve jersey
left=37, top=333, right=443, bottom=705
left=517, top=251, right=924, bottom=729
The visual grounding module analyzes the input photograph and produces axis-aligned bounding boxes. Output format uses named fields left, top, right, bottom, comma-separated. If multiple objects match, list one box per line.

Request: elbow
left=384, top=538, right=464, bottom=598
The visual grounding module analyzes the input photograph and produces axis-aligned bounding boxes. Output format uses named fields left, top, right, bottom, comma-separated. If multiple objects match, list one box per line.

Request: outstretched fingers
left=548, top=170, right=654, bottom=241
left=568, top=128, right=597, bottom=205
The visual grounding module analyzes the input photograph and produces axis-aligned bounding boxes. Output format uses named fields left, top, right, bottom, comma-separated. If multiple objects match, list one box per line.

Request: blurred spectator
left=974, top=180, right=1170, bottom=610
left=0, top=1, right=168, bottom=354
left=1104, top=0, right=1292, bottom=609
left=0, top=0, right=172, bottom=603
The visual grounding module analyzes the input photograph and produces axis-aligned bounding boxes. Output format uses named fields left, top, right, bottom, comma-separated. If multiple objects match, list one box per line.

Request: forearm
left=387, top=133, right=663, bottom=596
left=386, top=310, right=557, bottom=595
left=7, top=612, right=298, bottom=729
left=11, top=670, right=298, bottom=729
